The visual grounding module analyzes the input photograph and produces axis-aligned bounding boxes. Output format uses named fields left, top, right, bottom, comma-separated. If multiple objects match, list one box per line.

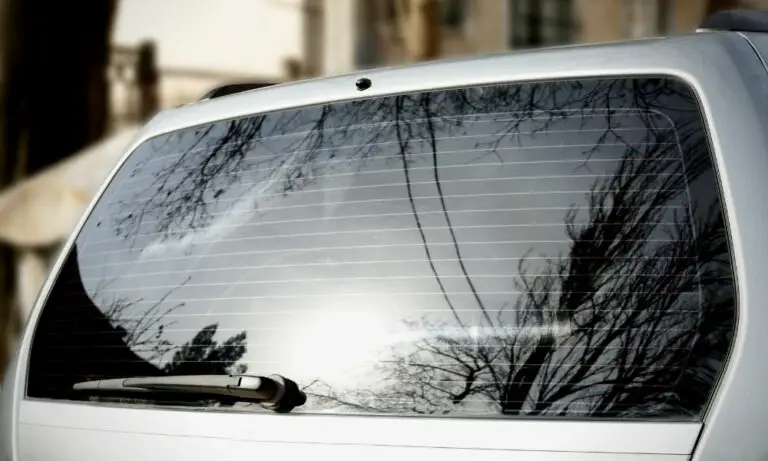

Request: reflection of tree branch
left=115, top=117, right=266, bottom=242
left=307, top=380, right=393, bottom=413
left=99, top=277, right=249, bottom=375
left=395, top=96, right=465, bottom=329
left=163, top=323, right=248, bottom=375
left=421, top=93, right=494, bottom=327
left=103, top=75, right=731, bottom=418
left=305, top=78, right=731, bottom=418
left=101, top=276, right=190, bottom=361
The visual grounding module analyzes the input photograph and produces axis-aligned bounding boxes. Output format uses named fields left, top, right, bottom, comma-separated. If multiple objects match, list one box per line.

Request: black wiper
left=72, top=374, right=307, bottom=413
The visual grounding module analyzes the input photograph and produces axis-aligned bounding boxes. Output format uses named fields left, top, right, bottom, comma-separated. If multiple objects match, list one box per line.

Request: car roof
left=129, top=31, right=750, bottom=150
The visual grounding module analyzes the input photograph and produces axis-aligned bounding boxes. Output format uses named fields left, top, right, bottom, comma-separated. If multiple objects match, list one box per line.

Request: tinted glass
left=28, top=77, right=735, bottom=420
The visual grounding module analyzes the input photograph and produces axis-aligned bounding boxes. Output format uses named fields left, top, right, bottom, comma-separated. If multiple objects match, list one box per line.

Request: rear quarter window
left=28, top=76, right=735, bottom=420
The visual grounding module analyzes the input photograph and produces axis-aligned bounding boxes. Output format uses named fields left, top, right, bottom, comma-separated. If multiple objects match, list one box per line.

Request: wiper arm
left=73, top=374, right=307, bottom=413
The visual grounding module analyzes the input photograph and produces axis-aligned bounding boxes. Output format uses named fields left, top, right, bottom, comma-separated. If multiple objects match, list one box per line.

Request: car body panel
left=17, top=400, right=700, bottom=457
left=17, top=414, right=687, bottom=461
left=4, top=30, right=768, bottom=461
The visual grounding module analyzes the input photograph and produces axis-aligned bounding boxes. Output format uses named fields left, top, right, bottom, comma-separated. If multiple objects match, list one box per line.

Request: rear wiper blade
left=73, top=374, right=306, bottom=413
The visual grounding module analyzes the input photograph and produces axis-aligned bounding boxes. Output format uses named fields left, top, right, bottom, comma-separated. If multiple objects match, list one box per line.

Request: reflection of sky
left=70, top=84, right=713, bottom=415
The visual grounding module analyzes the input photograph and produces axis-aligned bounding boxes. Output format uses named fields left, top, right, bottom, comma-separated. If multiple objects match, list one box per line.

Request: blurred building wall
left=577, top=0, right=624, bottom=43
left=108, top=42, right=285, bottom=131
left=305, top=0, right=768, bottom=77
left=322, top=0, right=360, bottom=75
left=304, top=0, right=325, bottom=77
left=672, top=0, right=708, bottom=32
left=311, top=0, right=509, bottom=75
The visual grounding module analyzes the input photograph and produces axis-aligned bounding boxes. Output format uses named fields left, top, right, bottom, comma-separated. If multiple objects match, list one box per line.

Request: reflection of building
left=304, top=0, right=768, bottom=76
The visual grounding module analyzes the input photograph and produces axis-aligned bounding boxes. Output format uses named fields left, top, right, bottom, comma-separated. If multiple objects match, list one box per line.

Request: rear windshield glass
left=28, top=77, right=736, bottom=420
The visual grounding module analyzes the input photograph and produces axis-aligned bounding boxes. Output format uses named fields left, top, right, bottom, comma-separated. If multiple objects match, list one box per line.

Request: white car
left=3, top=9, right=767, bottom=461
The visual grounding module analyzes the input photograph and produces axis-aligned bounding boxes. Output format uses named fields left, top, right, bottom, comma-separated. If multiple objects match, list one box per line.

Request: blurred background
left=0, top=0, right=760, bottom=375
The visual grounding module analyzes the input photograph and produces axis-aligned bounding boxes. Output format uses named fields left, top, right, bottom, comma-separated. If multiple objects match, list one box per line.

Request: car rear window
left=27, top=76, right=736, bottom=420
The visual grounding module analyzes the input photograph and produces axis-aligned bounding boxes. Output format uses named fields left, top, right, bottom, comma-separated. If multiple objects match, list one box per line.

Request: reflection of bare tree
left=113, top=101, right=396, bottom=243
left=311, top=173, right=728, bottom=418
left=95, top=277, right=249, bottom=375
left=112, top=80, right=705, bottom=244
left=163, top=323, right=248, bottom=375
left=26, top=246, right=250, bottom=400
left=305, top=80, right=731, bottom=418
left=98, top=277, right=189, bottom=362
left=115, top=118, right=266, bottom=239
left=100, top=76, right=732, bottom=418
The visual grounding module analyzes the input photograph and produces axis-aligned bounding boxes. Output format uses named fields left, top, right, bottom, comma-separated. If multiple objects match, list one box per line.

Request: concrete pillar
left=401, top=0, right=442, bottom=61
left=322, top=0, right=359, bottom=75
left=302, top=0, right=324, bottom=77
left=469, top=0, right=509, bottom=53
left=626, top=0, right=662, bottom=38
left=576, top=0, right=626, bottom=43
left=673, top=0, right=707, bottom=33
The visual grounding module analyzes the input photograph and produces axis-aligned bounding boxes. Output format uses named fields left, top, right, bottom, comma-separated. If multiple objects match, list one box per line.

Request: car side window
left=27, top=76, right=735, bottom=420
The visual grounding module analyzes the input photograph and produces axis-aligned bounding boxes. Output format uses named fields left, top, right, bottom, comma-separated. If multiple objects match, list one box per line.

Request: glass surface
left=28, top=77, right=735, bottom=420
